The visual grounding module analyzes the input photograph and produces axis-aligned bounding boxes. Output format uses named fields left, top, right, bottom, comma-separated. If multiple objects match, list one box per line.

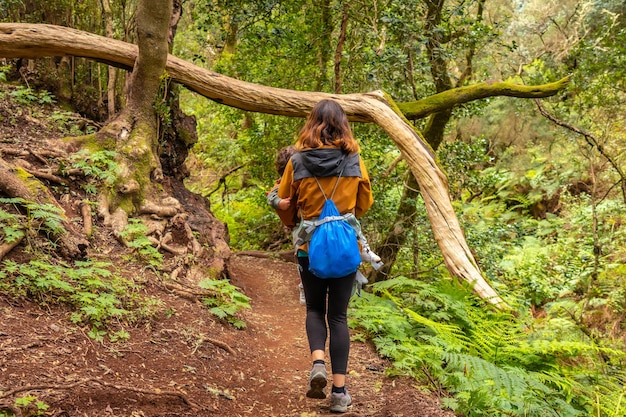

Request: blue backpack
left=307, top=172, right=361, bottom=278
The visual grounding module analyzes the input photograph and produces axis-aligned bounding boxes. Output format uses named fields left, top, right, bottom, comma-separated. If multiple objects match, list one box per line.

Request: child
left=267, top=145, right=297, bottom=211
left=267, top=146, right=306, bottom=304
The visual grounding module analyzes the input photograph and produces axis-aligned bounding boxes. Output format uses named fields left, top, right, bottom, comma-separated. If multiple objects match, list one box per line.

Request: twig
left=207, top=165, right=244, bottom=197
left=382, top=154, right=403, bottom=177
left=161, top=281, right=211, bottom=303
left=205, top=337, right=236, bottom=355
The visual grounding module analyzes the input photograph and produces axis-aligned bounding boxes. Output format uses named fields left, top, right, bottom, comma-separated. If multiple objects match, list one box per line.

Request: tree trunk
left=371, top=0, right=455, bottom=281
left=88, top=0, right=172, bottom=238
left=370, top=170, right=419, bottom=282
left=333, top=3, right=349, bottom=94
left=314, top=0, right=332, bottom=91
left=100, top=0, right=117, bottom=118
left=0, top=24, right=574, bottom=308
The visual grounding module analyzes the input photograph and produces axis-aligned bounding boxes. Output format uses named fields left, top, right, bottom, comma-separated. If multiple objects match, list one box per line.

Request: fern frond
left=384, top=290, right=471, bottom=349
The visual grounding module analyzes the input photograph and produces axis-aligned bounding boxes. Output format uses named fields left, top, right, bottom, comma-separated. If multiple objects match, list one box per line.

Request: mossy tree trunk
left=370, top=0, right=482, bottom=283
left=88, top=0, right=172, bottom=236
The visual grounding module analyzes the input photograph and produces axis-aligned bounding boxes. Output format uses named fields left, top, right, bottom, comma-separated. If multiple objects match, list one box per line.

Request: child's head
left=275, top=145, right=297, bottom=176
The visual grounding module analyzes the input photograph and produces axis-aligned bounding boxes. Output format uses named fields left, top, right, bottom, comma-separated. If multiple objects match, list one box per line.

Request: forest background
left=1, top=0, right=626, bottom=416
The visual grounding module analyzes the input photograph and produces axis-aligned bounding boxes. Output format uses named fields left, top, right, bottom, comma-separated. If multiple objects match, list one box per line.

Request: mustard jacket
left=276, top=146, right=373, bottom=228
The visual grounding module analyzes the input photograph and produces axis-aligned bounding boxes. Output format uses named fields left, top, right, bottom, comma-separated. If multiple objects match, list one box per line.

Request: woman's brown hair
left=296, top=99, right=360, bottom=153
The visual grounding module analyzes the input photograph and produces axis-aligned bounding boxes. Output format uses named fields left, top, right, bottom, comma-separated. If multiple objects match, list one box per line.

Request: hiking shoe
left=306, top=364, right=328, bottom=399
left=298, top=282, right=306, bottom=305
left=329, top=389, right=352, bottom=413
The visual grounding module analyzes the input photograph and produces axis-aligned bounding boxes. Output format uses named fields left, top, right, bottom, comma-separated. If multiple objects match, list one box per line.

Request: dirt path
left=226, top=255, right=455, bottom=416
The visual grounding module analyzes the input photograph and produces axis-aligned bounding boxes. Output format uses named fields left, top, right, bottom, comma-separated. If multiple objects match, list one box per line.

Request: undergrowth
left=349, top=276, right=626, bottom=416
left=0, top=257, right=162, bottom=342
left=0, top=197, right=251, bottom=339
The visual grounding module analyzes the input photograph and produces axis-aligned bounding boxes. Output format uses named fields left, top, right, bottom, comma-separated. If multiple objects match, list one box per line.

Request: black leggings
left=297, top=256, right=355, bottom=375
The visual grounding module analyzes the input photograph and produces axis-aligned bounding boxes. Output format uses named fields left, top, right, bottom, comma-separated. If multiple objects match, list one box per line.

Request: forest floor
left=0, top=83, right=457, bottom=417
left=1, top=255, right=457, bottom=417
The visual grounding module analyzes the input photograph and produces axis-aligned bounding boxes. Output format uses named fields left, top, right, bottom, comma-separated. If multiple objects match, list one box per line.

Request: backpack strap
left=312, top=157, right=347, bottom=202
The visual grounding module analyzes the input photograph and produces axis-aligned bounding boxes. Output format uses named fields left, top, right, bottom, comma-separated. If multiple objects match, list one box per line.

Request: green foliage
left=118, top=218, right=164, bottom=268
left=14, top=395, right=49, bottom=416
left=0, top=65, right=9, bottom=82
left=0, top=258, right=163, bottom=342
left=69, top=149, right=118, bottom=193
left=8, top=86, right=56, bottom=105
left=0, top=197, right=66, bottom=249
left=0, top=203, right=25, bottom=243
left=350, top=275, right=623, bottom=416
left=50, top=110, right=98, bottom=135
left=198, top=277, right=251, bottom=329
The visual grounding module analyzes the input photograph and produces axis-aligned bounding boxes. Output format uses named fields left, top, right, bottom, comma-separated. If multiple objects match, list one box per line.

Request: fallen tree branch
left=205, top=338, right=236, bottom=355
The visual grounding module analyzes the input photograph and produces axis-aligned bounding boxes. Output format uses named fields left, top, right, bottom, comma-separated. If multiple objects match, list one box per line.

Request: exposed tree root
left=0, top=377, right=200, bottom=410
left=79, top=201, right=92, bottom=237
left=0, top=236, right=24, bottom=262
left=0, top=158, right=87, bottom=259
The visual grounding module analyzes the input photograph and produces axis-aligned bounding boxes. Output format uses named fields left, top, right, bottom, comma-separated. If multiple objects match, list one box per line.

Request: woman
left=277, top=99, right=373, bottom=413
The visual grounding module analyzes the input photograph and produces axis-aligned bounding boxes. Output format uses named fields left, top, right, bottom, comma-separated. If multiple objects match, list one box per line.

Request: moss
left=62, top=132, right=116, bottom=151
left=15, top=167, right=49, bottom=195
left=117, top=196, right=137, bottom=215
left=205, top=266, right=221, bottom=280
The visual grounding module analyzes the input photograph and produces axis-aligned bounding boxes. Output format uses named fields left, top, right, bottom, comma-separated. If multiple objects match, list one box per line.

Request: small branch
left=382, top=154, right=403, bottom=177
left=535, top=99, right=626, bottom=203
left=161, top=280, right=211, bottom=302
left=207, top=165, right=244, bottom=197
left=205, top=338, right=236, bottom=355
